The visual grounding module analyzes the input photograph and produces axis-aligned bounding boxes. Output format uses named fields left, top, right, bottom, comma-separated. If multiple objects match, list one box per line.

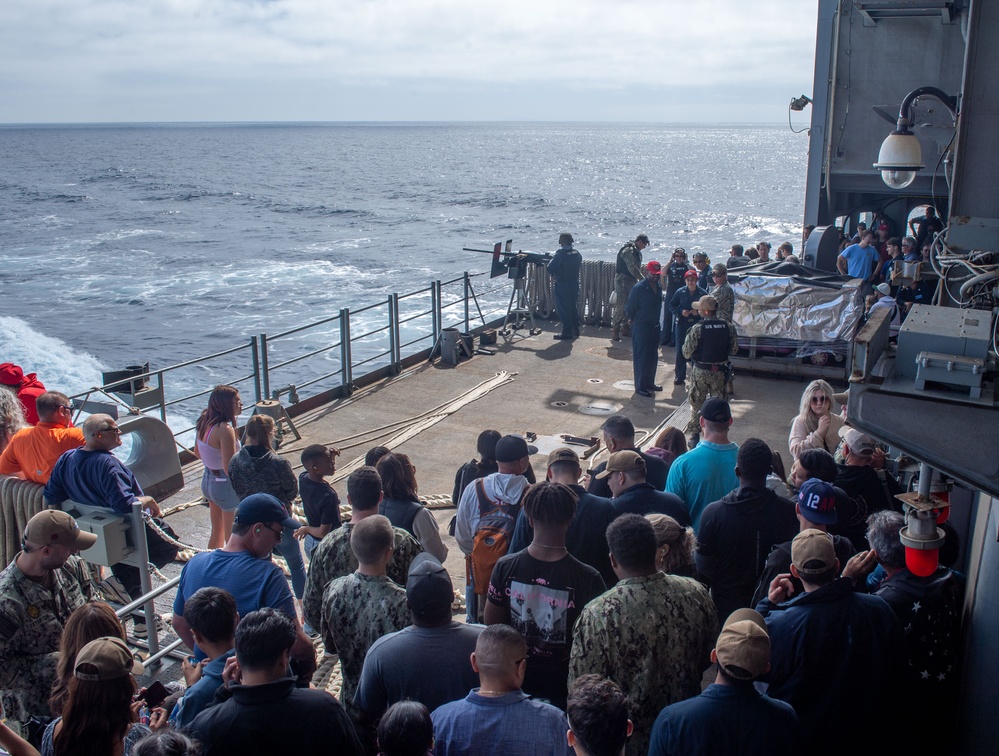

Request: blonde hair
left=796, top=380, right=838, bottom=429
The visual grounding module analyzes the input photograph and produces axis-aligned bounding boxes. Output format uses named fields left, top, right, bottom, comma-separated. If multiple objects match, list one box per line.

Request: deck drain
left=551, top=401, right=570, bottom=408
left=580, top=401, right=620, bottom=416
left=586, top=378, right=603, bottom=384
left=612, top=380, right=636, bottom=392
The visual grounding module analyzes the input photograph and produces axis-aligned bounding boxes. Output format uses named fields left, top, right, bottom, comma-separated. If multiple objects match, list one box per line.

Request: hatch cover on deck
left=579, top=401, right=620, bottom=416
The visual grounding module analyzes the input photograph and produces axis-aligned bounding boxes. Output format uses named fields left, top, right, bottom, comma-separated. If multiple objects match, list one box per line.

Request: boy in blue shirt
left=172, top=587, right=238, bottom=727
left=296, top=444, right=343, bottom=560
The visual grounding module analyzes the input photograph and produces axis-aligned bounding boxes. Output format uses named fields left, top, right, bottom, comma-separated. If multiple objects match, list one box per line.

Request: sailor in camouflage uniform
left=709, top=263, right=737, bottom=396
left=708, top=264, right=735, bottom=324
left=0, top=511, right=96, bottom=735
left=569, top=515, right=716, bottom=756
left=303, top=467, right=422, bottom=632
left=320, top=516, right=411, bottom=719
left=612, top=234, right=648, bottom=341
left=682, top=295, right=739, bottom=445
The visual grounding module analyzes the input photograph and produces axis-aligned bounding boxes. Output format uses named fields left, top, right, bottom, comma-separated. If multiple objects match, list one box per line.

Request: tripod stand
left=501, top=274, right=540, bottom=336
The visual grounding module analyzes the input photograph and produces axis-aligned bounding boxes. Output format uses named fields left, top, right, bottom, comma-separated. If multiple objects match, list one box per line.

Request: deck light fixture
left=873, top=86, right=958, bottom=190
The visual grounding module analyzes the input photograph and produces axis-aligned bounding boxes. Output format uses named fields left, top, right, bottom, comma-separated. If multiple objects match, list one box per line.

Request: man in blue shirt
left=836, top=231, right=879, bottom=281
left=666, top=398, right=739, bottom=531
left=648, top=608, right=800, bottom=756
left=172, top=493, right=316, bottom=678
left=44, top=414, right=179, bottom=634
left=432, top=624, right=572, bottom=756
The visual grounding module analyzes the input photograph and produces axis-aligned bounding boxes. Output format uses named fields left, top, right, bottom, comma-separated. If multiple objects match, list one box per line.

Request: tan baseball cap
left=692, top=295, right=718, bottom=311
left=595, top=450, right=645, bottom=479
left=547, top=447, right=580, bottom=467
left=791, top=529, right=837, bottom=575
left=23, top=510, right=97, bottom=551
left=715, top=608, right=771, bottom=681
left=74, top=637, right=144, bottom=681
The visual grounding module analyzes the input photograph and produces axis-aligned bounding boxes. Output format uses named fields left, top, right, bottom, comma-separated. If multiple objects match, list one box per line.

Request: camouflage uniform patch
left=0, top=555, right=93, bottom=724
left=710, top=283, right=735, bottom=323
left=303, top=524, right=421, bottom=631
left=569, top=572, right=717, bottom=756
left=321, top=572, right=410, bottom=716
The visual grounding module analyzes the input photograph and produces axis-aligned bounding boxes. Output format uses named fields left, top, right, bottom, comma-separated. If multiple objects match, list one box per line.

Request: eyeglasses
left=811, top=396, right=829, bottom=404
left=712, top=272, right=724, bottom=276
left=59, top=405, right=73, bottom=412
left=260, top=523, right=283, bottom=538
left=99, top=426, right=122, bottom=434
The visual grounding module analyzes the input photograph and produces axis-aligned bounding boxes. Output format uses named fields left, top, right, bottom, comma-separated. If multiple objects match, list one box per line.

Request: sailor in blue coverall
left=625, top=261, right=664, bottom=396
left=548, top=232, right=582, bottom=340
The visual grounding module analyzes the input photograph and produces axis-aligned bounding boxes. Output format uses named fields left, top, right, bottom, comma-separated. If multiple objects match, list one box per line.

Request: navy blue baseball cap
left=797, top=478, right=839, bottom=525
left=234, top=493, right=301, bottom=529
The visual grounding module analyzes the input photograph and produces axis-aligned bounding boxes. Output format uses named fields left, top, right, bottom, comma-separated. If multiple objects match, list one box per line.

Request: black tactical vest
left=694, top=320, right=731, bottom=363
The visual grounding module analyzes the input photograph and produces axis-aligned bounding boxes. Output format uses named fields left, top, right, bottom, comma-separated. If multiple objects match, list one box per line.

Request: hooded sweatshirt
left=227, top=445, right=298, bottom=507
left=454, top=471, right=530, bottom=555
left=0, top=364, right=46, bottom=425
left=694, top=485, right=798, bottom=620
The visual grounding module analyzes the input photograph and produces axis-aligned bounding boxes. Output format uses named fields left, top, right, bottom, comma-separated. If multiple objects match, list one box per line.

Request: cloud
left=0, top=0, right=818, bottom=121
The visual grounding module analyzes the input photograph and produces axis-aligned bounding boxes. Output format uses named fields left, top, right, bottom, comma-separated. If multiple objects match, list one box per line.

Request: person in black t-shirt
left=485, top=482, right=606, bottom=710
left=296, top=444, right=342, bottom=560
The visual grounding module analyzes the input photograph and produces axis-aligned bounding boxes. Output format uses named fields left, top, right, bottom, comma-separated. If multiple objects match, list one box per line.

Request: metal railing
left=67, top=270, right=513, bottom=449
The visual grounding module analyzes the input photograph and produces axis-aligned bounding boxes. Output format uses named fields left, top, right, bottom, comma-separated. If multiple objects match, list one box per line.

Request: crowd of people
left=0, top=356, right=963, bottom=756
left=0, top=229, right=964, bottom=756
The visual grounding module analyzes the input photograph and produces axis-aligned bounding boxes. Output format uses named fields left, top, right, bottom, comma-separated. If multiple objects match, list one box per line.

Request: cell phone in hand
left=139, top=680, right=168, bottom=709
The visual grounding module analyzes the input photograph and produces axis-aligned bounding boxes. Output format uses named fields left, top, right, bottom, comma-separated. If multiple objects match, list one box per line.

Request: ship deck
left=146, top=319, right=822, bottom=683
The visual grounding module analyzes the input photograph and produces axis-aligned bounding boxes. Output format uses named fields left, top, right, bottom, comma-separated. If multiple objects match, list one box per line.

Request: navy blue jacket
left=625, top=277, right=662, bottom=326
left=649, top=683, right=800, bottom=756
left=610, top=483, right=690, bottom=527
left=757, top=578, right=906, bottom=756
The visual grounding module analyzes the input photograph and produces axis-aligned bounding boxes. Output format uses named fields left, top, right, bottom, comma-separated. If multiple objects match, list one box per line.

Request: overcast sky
left=1, top=0, right=819, bottom=123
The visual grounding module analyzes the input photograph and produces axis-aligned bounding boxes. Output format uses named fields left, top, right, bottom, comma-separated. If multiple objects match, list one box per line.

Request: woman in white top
left=194, top=385, right=242, bottom=549
left=788, top=379, right=845, bottom=460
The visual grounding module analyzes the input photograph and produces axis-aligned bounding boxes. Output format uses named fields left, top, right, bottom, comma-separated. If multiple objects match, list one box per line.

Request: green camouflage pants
left=613, top=274, right=637, bottom=330
left=686, top=366, right=729, bottom=435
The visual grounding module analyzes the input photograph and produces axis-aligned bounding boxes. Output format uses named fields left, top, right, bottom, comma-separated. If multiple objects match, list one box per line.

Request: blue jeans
left=303, top=533, right=320, bottom=561
left=274, top=526, right=306, bottom=600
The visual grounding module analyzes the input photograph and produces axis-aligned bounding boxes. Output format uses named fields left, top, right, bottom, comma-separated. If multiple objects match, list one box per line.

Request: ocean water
left=0, top=122, right=807, bottom=411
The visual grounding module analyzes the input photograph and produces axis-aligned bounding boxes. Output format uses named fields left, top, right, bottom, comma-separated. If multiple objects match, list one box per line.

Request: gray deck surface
left=143, top=320, right=821, bottom=680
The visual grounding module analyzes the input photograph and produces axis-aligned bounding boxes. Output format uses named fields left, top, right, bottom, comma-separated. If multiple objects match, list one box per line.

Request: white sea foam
left=0, top=316, right=106, bottom=396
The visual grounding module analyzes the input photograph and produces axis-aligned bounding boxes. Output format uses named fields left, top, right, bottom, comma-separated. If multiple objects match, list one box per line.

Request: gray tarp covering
left=731, top=271, right=864, bottom=343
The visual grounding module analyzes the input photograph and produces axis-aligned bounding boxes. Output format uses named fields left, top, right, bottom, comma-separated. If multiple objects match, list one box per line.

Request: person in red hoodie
left=0, top=363, right=46, bottom=425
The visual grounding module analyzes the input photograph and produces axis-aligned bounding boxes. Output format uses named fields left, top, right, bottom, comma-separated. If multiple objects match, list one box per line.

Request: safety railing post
left=130, top=502, right=160, bottom=664
left=463, top=272, right=471, bottom=333
left=259, top=333, right=270, bottom=399
left=250, top=336, right=262, bottom=403
left=388, top=293, right=400, bottom=372
left=340, top=308, right=353, bottom=394
left=157, top=371, right=167, bottom=424
left=432, top=280, right=442, bottom=344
